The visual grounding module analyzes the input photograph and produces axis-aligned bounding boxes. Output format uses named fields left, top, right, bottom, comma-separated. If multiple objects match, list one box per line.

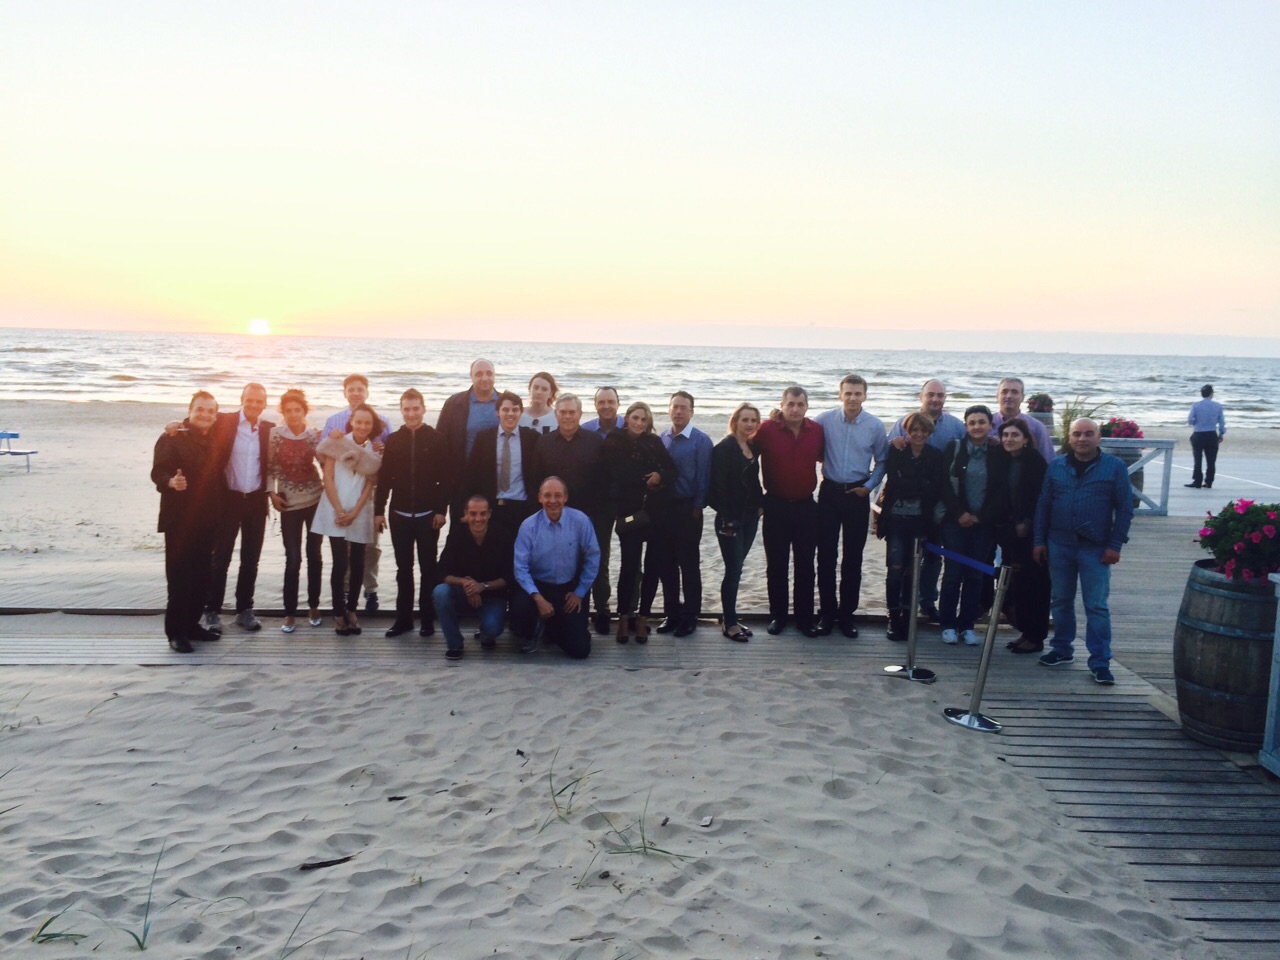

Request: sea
left=1, top=327, right=1276, bottom=431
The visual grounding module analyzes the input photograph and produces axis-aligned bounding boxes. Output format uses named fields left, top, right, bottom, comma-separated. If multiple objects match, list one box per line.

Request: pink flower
left=1251, top=531, right=1263, bottom=544
left=1199, top=527, right=1215, bottom=538
left=1265, top=525, right=1277, bottom=539
left=1234, top=541, right=1246, bottom=553
left=1269, top=511, right=1278, bottom=520
left=1224, top=559, right=1237, bottom=576
left=1235, top=499, right=1255, bottom=513
left=1243, top=569, right=1255, bottom=582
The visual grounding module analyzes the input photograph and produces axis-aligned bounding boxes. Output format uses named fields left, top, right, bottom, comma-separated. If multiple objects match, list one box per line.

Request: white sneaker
left=204, top=611, right=223, bottom=635
left=941, top=628, right=959, bottom=644
left=236, top=609, right=262, bottom=632
left=962, top=629, right=980, bottom=646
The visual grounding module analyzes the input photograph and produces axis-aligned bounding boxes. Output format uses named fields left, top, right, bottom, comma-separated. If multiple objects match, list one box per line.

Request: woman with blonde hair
left=708, top=403, right=763, bottom=641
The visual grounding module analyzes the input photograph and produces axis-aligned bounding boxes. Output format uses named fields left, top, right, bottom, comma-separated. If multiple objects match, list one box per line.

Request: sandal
left=722, top=624, right=750, bottom=643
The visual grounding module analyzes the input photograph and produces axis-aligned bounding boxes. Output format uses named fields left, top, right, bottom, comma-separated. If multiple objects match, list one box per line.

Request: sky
left=2, top=1, right=1277, bottom=353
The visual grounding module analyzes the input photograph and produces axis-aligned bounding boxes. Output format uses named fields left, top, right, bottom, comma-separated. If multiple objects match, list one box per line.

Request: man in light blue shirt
left=1186, top=383, right=1226, bottom=489
left=510, top=477, right=600, bottom=659
left=886, top=379, right=966, bottom=621
left=657, top=391, right=714, bottom=637
left=581, top=386, right=625, bottom=437
left=813, top=375, right=888, bottom=638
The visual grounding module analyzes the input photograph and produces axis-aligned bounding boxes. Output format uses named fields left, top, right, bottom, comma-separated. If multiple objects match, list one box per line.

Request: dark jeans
left=715, top=513, right=759, bottom=625
left=939, top=520, right=996, bottom=632
left=280, top=503, right=323, bottom=617
left=884, top=523, right=929, bottom=614
left=329, top=537, right=367, bottom=618
left=165, top=525, right=215, bottom=642
left=1000, top=532, right=1051, bottom=643
left=207, top=490, right=268, bottom=613
left=1189, top=431, right=1219, bottom=486
left=817, top=480, right=871, bottom=617
left=432, top=582, right=507, bottom=651
left=762, top=495, right=818, bottom=622
left=510, top=581, right=591, bottom=659
left=591, top=507, right=616, bottom=614
left=390, top=512, right=441, bottom=627
left=655, top=498, right=704, bottom=618
left=616, top=529, right=661, bottom=616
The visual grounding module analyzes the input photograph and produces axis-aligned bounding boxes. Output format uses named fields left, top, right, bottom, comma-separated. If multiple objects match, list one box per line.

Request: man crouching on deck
left=152, top=391, right=223, bottom=653
left=510, top=477, right=600, bottom=659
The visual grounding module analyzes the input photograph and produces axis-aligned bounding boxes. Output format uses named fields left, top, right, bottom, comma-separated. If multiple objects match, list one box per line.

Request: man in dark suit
left=205, top=382, right=274, bottom=634
left=437, top=358, right=500, bottom=521
left=152, top=391, right=223, bottom=652
left=465, top=391, right=539, bottom=537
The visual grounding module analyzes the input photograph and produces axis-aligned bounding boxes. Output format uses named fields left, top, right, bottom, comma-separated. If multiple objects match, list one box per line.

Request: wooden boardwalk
left=2, top=513, right=1279, bottom=954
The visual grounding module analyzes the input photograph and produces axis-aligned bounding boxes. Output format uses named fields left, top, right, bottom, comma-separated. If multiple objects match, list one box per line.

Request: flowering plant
left=1099, top=417, right=1143, bottom=439
left=1026, top=393, right=1053, bottom=413
left=1198, top=499, right=1280, bottom=582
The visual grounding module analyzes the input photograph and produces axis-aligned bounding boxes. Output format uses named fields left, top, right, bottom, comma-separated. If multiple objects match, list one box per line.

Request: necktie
left=500, top=431, right=512, bottom=492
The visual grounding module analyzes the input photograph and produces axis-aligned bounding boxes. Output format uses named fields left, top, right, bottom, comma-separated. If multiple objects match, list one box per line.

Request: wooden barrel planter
left=1173, top=559, right=1277, bottom=751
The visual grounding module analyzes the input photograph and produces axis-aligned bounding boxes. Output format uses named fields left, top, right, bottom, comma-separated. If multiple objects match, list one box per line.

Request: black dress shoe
left=839, top=616, right=859, bottom=639
left=1204, top=483, right=1212, bottom=489
left=385, top=621, right=415, bottom=638
left=192, top=626, right=220, bottom=643
left=593, top=611, right=611, bottom=635
left=419, top=622, right=435, bottom=638
left=655, top=617, right=677, bottom=634
left=919, top=603, right=940, bottom=623
left=815, top=615, right=834, bottom=636
left=674, top=616, right=697, bottom=638
left=169, top=636, right=194, bottom=653
left=1184, top=482, right=1202, bottom=488
left=766, top=618, right=787, bottom=635
left=797, top=620, right=821, bottom=638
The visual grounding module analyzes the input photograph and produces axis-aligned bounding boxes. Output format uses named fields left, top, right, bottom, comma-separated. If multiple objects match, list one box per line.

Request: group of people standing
left=152, top=363, right=1136, bottom=683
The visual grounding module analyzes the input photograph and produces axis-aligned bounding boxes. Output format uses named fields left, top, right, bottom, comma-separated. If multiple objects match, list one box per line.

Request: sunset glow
left=1, top=2, right=1276, bottom=351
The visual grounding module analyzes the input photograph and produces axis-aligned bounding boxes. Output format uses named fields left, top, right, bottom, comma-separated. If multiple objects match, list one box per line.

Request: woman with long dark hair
left=997, top=417, right=1051, bottom=654
left=268, top=388, right=324, bottom=633
left=603, top=401, right=675, bottom=645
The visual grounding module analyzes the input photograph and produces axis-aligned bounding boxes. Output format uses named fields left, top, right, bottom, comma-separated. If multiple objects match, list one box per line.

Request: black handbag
left=616, top=505, right=651, bottom=538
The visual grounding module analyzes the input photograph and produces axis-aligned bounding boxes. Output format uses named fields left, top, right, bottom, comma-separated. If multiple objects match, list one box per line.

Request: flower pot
left=1173, top=559, right=1278, bottom=751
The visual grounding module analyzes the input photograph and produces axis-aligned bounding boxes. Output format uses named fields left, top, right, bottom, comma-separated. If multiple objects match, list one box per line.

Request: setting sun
left=247, top=318, right=271, bottom=336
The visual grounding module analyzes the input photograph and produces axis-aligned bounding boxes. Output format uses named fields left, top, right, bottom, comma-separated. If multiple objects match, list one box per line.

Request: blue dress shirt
left=660, top=424, right=713, bottom=507
left=322, top=408, right=393, bottom=443
left=814, top=407, right=888, bottom=489
left=1187, top=398, right=1226, bottom=437
left=514, top=506, right=601, bottom=598
left=581, top=415, right=625, bottom=438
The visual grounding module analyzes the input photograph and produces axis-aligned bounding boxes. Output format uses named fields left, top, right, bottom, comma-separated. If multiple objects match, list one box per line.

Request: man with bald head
left=1033, top=417, right=1134, bottom=685
left=887, top=379, right=967, bottom=621
left=437, top=358, right=501, bottom=520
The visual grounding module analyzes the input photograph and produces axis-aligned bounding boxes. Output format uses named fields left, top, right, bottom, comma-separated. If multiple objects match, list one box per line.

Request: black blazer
left=211, top=411, right=274, bottom=508
left=1001, top=452, right=1048, bottom=533
left=939, top=439, right=1008, bottom=525
left=603, top=430, right=676, bottom=516
left=152, top=422, right=222, bottom=536
left=708, top=435, right=761, bottom=522
left=465, top=426, right=540, bottom=502
left=437, top=389, right=501, bottom=469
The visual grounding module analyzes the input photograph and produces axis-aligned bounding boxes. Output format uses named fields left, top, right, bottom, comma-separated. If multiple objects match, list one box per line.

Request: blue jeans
left=939, top=520, right=996, bottom=632
left=715, top=512, right=759, bottom=625
left=432, top=583, right=507, bottom=652
left=1046, top=541, right=1112, bottom=669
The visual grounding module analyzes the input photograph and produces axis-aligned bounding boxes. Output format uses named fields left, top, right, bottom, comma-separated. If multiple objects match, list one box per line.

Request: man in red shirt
left=753, top=385, right=824, bottom=637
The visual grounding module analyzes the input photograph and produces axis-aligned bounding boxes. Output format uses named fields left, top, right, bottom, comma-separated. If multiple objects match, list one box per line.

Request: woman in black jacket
left=937, top=405, right=1008, bottom=646
left=876, top=412, right=945, bottom=641
left=996, top=417, right=1051, bottom=653
left=603, top=401, right=676, bottom=644
left=708, top=403, right=763, bottom=642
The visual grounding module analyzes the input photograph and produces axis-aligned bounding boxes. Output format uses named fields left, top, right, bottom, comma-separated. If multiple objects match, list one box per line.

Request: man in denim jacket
left=1032, top=417, right=1134, bottom=685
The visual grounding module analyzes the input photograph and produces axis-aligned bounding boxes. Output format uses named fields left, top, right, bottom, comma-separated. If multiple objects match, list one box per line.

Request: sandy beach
left=0, top=660, right=1218, bottom=959
left=2, top=398, right=1277, bottom=612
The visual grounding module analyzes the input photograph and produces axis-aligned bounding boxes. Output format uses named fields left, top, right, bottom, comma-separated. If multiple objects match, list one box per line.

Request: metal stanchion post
left=944, top=565, right=1012, bottom=733
left=885, top=537, right=936, bottom=684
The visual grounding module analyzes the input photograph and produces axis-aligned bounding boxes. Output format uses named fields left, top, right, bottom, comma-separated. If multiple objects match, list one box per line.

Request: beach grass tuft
left=28, top=911, right=88, bottom=944
left=538, top=746, right=596, bottom=834
left=277, top=896, right=358, bottom=959
left=596, top=789, right=691, bottom=861
left=121, top=841, right=167, bottom=950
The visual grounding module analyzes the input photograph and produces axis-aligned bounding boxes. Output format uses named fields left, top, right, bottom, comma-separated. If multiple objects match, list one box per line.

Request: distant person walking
left=1186, top=384, right=1226, bottom=489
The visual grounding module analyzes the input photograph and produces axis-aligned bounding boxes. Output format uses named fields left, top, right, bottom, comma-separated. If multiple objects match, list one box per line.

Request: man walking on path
left=1186, top=384, right=1226, bottom=489
left=1033, top=417, right=1134, bottom=685
left=813, top=375, right=887, bottom=638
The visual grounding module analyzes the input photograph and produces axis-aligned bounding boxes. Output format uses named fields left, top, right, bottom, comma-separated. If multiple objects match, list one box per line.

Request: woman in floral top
left=268, top=388, right=324, bottom=632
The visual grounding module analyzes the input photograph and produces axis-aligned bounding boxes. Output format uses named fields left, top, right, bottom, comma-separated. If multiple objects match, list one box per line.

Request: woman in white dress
left=519, top=371, right=558, bottom=434
left=312, top=404, right=382, bottom=635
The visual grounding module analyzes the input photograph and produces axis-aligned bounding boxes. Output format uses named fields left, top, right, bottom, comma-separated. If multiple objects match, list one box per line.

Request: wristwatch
left=481, top=581, right=490, bottom=592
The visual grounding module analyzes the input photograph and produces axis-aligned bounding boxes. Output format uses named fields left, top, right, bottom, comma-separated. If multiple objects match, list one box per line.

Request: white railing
left=1099, top=437, right=1177, bottom=517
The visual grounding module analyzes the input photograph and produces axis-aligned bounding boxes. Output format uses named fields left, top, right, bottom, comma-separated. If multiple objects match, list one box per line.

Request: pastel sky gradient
left=2, top=1, right=1277, bottom=351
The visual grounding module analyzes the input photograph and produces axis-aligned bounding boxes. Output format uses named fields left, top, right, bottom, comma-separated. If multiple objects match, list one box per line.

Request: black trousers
left=510, top=581, right=591, bottom=659
left=1189, top=431, right=1219, bottom=486
left=817, top=480, right=871, bottom=618
left=1000, top=534, right=1051, bottom=643
left=166, top=525, right=215, bottom=642
left=207, top=490, right=267, bottom=613
left=280, top=504, right=322, bottom=617
left=655, top=498, right=703, bottom=618
left=390, top=512, right=441, bottom=626
left=762, top=495, right=818, bottom=622
left=492, top=498, right=534, bottom=539
left=329, top=538, right=367, bottom=618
